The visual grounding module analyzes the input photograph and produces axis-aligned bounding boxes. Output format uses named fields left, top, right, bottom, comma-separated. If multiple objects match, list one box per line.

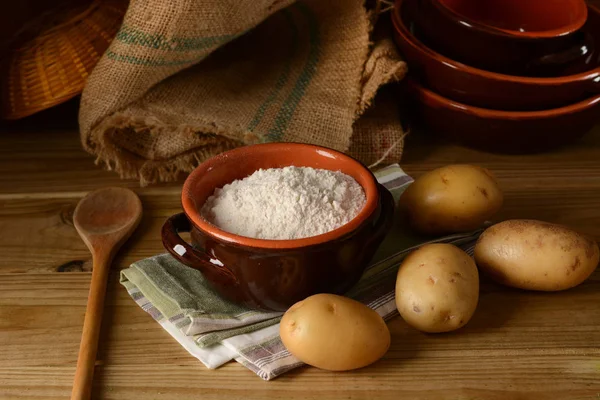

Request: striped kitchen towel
left=120, top=164, right=482, bottom=380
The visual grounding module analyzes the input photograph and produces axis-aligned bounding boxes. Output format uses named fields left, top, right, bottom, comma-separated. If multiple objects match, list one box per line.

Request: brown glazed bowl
left=161, top=143, right=395, bottom=312
left=408, top=0, right=589, bottom=75
left=437, top=0, right=587, bottom=37
left=392, top=0, right=600, bottom=111
left=403, top=79, right=600, bottom=153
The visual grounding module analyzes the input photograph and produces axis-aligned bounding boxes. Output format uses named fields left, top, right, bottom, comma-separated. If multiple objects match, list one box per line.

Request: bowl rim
left=407, top=78, right=600, bottom=117
left=433, top=0, right=588, bottom=39
left=392, top=0, right=600, bottom=84
left=181, top=142, right=380, bottom=250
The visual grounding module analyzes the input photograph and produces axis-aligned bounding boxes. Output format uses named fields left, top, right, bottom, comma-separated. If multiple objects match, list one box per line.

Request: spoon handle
left=71, top=251, right=112, bottom=400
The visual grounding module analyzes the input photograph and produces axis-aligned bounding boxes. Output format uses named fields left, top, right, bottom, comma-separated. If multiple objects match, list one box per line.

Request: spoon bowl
left=74, top=187, right=142, bottom=239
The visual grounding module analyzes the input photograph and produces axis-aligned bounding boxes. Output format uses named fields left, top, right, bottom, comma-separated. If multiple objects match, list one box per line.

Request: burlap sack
left=79, top=0, right=407, bottom=184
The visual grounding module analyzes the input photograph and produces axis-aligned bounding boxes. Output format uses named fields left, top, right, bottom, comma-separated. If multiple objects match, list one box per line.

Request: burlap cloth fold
left=79, top=0, right=407, bottom=184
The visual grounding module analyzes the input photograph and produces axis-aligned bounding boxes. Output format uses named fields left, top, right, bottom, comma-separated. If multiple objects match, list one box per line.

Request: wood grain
left=1, top=117, right=600, bottom=399
left=1, top=273, right=599, bottom=399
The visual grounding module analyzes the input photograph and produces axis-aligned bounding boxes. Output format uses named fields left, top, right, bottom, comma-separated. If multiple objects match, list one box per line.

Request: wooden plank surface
left=1, top=101, right=599, bottom=399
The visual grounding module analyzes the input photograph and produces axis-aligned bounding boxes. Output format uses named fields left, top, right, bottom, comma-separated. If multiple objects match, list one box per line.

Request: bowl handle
left=368, top=184, right=395, bottom=244
left=161, top=213, right=238, bottom=286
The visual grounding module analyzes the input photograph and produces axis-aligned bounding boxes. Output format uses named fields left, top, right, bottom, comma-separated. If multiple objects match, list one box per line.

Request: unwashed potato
left=279, top=294, right=390, bottom=371
left=395, top=243, right=479, bottom=333
left=399, top=164, right=503, bottom=235
left=474, top=219, right=599, bottom=291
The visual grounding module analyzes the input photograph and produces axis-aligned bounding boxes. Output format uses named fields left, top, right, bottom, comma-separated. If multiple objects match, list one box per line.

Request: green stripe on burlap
left=108, top=25, right=250, bottom=66
left=247, top=8, right=298, bottom=132
left=115, top=24, right=235, bottom=52
left=106, top=50, right=209, bottom=67
left=266, top=3, right=320, bottom=141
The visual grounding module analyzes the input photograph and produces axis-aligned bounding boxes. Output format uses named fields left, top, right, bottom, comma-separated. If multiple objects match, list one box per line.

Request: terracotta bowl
left=440, top=0, right=587, bottom=35
left=402, top=79, right=600, bottom=153
left=392, top=0, right=600, bottom=111
left=408, top=0, right=589, bottom=75
left=161, top=143, right=395, bottom=311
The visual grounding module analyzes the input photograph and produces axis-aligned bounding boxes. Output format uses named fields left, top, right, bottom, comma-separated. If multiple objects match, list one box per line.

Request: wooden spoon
left=71, top=187, right=142, bottom=400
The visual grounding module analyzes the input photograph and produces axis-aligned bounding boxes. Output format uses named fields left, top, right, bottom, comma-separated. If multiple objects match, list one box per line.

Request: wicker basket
left=1, top=0, right=128, bottom=120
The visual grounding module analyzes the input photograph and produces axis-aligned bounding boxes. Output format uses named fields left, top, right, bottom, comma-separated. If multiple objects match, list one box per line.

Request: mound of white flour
left=201, top=166, right=366, bottom=240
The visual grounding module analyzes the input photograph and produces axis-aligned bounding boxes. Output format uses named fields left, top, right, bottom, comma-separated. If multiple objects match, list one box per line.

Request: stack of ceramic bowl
left=392, top=0, right=600, bottom=152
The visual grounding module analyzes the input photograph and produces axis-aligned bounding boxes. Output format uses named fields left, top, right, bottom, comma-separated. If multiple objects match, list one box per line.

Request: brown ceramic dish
left=392, top=0, right=600, bottom=111
left=403, top=79, right=600, bottom=152
left=440, top=0, right=587, bottom=36
left=161, top=143, right=395, bottom=311
left=408, top=0, right=589, bottom=75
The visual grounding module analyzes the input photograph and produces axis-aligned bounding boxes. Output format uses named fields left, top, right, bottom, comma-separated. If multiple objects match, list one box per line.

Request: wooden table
left=1, top=102, right=599, bottom=399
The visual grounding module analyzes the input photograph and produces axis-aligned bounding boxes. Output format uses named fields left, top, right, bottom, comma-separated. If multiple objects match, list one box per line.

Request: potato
left=399, top=164, right=503, bottom=235
left=279, top=294, right=390, bottom=371
left=395, top=243, right=479, bottom=333
left=474, top=219, right=599, bottom=291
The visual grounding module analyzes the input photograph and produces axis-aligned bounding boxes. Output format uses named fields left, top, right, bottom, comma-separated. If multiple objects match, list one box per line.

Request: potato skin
left=279, top=294, right=390, bottom=371
left=474, top=219, right=599, bottom=291
left=399, top=164, right=503, bottom=235
left=395, top=243, right=479, bottom=333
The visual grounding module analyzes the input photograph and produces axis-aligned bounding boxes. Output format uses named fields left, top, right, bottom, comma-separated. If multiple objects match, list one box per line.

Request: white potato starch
left=201, top=166, right=366, bottom=240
